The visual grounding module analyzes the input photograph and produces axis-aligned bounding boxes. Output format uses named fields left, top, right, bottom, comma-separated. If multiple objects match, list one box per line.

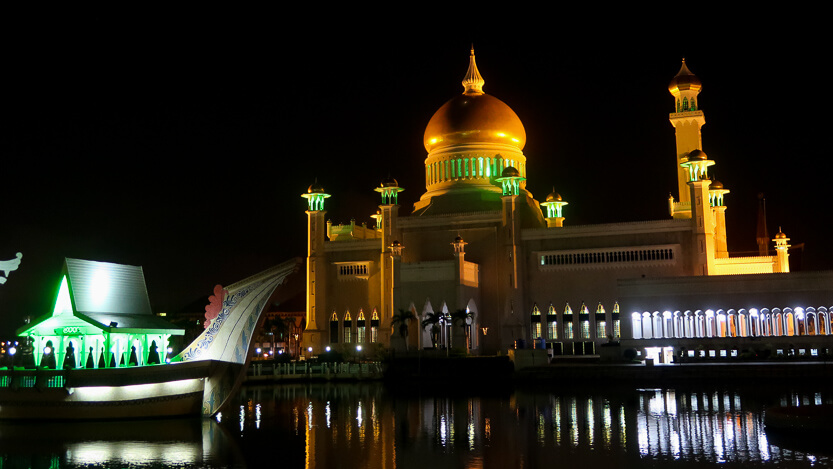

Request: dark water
left=1, top=382, right=832, bottom=468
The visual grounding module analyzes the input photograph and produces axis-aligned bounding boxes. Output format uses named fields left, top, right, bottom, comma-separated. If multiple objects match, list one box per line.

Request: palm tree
left=391, top=309, right=416, bottom=351
left=422, top=311, right=442, bottom=348
left=451, top=309, right=475, bottom=353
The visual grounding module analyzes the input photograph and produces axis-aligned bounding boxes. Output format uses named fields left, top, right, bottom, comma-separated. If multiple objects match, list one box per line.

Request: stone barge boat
left=0, top=257, right=300, bottom=420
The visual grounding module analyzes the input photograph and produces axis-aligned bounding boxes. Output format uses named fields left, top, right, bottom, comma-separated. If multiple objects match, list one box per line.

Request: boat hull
left=0, top=361, right=237, bottom=420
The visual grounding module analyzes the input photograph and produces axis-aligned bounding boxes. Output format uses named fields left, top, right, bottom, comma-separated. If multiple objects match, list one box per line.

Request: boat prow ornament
left=0, top=252, right=22, bottom=285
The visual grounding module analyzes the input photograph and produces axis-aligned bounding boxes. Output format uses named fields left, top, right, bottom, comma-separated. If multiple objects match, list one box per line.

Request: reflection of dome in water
left=424, top=49, right=526, bottom=153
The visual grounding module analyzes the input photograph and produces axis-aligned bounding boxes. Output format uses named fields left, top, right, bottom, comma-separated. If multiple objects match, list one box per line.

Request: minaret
left=669, top=59, right=705, bottom=209
left=376, top=176, right=403, bottom=344
left=541, top=189, right=568, bottom=228
left=773, top=229, right=791, bottom=273
left=301, top=181, right=331, bottom=350
left=681, top=150, right=717, bottom=274
left=497, top=166, right=526, bottom=350
left=709, top=179, right=730, bottom=258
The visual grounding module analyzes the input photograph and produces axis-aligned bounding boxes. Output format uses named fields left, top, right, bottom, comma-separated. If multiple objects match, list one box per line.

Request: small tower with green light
left=709, top=179, right=730, bottom=258
left=376, top=176, right=403, bottom=343
left=541, top=189, right=568, bottom=228
left=301, top=180, right=331, bottom=348
left=681, top=150, right=717, bottom=274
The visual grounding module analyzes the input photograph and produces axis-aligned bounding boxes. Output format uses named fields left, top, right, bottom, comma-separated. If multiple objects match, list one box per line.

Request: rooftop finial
left=462, top=46, right=485, bottom=95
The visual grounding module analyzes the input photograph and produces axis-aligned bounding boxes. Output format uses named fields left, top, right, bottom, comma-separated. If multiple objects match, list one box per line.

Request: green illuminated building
left=16, top=258, right=184, bottom=369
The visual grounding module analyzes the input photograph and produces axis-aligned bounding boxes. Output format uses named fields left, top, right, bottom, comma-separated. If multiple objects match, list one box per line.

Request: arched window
left=806, top=308, right=817, bottom=336
left=330, top=311, right=339, bottom=344
left=371, top=309, right=380, bottom=343
left=531, top=305, right=542, bottom=340
left=749, top=309, right=760, bottom=337
left=716, top=310, right=727, bottom=338
left=631, top=312, right=642, bottom=339
left=705, top=310, right=716, bottom=338
left=684, top=311, right=694, bottom=338
left=652, top=312, right=662, bottom=339
left=727, top=309, right=737, bottom=337
left=547, top=304, right=558, bottom=340
left=795, top=308, right=806, bottom=336
left=695, top=310, right=705, bottom=338
left=683, top=97, right=689, bottom=111
left=357, top=310, right=367, bottom=343
left=818, top=307, right=829, bottom=335
left=771, top=308, right=782, bottom=336
left=641, top=312, right=652, bottom=339
left=761, top=309, right=772, bottom=337
left=738, top=309, right=749, bottom=337
left=783, top=308, right=795, bottom=336
left=690, top=97, right=696, bottom=110
left=564, top=303, right=575, bottom=339
left=662, top=311, right=673, bottom=339
left=580, top=303, right=591, bottom=339
left=673, top=311, right=684, bottom=338
left=343, top=311, right=352, bottom=343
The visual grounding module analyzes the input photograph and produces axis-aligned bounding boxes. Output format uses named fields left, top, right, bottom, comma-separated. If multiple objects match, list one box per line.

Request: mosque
left=300, top=49, right=833, bottom=361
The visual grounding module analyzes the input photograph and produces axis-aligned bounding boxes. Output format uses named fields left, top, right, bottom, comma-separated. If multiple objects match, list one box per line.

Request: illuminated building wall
left=301, top=50, right=821, bottom=355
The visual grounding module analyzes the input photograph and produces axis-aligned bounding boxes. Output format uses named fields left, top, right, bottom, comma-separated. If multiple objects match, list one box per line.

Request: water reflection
left=237, top=383, right=833, bottom=468
left=1, top=384, right=830, bottom=468
left=0, top=417, right=243, bottom=468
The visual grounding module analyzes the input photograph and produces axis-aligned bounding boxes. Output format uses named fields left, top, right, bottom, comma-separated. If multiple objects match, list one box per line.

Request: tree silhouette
left=422, top=311, right=442, bottom=348
left=391, top=309, right=416, bottom=351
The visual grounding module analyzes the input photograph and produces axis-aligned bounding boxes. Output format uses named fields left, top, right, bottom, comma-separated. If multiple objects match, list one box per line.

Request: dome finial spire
left=462, top=46, right=485, bottom=95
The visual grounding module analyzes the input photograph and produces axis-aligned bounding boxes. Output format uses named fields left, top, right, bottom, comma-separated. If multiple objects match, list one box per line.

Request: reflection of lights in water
left=68, top=442, right=201, bottom=466
left=484, top=417, right=491, bottom=440
left=602, top=400, right=612, bottom=449
left=357, top=400, right=363, bottom=427
left=326, top=401, right=332, bottom=429
left=619, top=404, right=626, bottom=446
left=468, top=399, right=476, bottom=451
left=293, top=406, right=300, bottom=435
left=569, top=397, right=578, bottom=447
left=552, top=397, right=561, bottom=445
left=537, top=413, right=545, bottom=446
left=239, top=405, right=245, bottom=433
left=256, top=403, right=262, bottom=430
left=586, top=398, right=594, bottom=447
left=439, top=415, right=448, bottom=446
left=307, top=402, right=314, bottom=430
left=469, top=421, right=476, bottom=451
left=216, top=412, right=222, bottom=423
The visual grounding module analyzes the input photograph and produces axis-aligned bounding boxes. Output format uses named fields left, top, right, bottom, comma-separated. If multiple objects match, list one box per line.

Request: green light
left=52, top=276, right=73, bottom=316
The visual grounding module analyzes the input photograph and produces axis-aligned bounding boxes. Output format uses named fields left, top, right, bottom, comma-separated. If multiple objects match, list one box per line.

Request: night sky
left=3, top=13, right=830, bottom=337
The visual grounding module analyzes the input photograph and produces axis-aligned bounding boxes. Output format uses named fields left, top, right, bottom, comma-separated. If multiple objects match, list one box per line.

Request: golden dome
left=545, top=191, right=562, bottom=202
left=424, top=49, right=526, bottom=152
left=685, top=149, right=708, bottom=161
left=668, top=59, right=702, bottom=94
left=501, top=166, right=520, bottom=178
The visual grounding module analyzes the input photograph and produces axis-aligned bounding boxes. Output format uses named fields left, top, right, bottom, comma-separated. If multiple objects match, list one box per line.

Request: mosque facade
left=300, top=50, right=832, bottom=360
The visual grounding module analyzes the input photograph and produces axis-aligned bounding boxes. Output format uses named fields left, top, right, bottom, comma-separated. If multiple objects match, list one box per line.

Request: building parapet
left=713, top=256, right=775, bottom=275
left=523, top=219, right=690, bottom=241
left=324, top=239, right=381, bottom=253
left=400, top=210, right=501, bottom=229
